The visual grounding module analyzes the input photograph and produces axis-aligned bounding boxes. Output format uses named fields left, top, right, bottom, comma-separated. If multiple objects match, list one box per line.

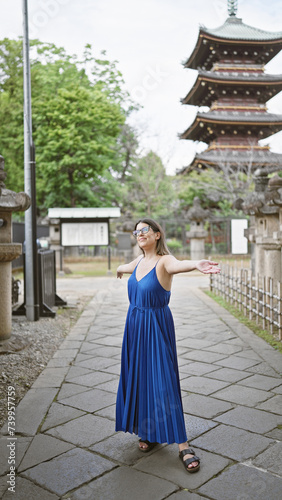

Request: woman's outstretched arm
left=116, top=256, right=142, bottom=279
left=163, top=255, right=220, bottom=275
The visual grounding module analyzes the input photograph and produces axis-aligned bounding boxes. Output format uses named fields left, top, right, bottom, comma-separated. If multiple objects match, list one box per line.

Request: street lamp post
left=22, top=0, right=39, bottom=321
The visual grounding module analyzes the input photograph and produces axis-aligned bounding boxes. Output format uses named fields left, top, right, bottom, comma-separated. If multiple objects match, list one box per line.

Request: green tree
left=0, top=38, right=132, bottom=210
left=126, top=151, right=175, bottom=218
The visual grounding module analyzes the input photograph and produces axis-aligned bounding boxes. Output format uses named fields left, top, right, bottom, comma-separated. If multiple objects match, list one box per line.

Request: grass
left=206, top=290, right=282, bottom=354
left=61, top=257, right=121, bottom=277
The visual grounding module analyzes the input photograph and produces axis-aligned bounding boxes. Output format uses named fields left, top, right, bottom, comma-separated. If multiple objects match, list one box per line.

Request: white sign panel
left=61, top=222, right=108, bottom=246
left=231, top=219, right=248, bottom=254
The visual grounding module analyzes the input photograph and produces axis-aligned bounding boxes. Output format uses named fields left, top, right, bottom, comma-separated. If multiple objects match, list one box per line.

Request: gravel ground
left=0, top=296, right=91, bottom=429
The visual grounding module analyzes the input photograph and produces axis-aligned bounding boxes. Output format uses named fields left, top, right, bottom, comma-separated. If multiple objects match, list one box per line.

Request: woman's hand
left=196, top=260, right=220, bottom=274
left=117, top=270, right=124, bottom=279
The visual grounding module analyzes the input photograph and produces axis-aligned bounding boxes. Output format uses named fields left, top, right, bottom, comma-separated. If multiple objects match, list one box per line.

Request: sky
left=1, top=0, right=282, bottom=174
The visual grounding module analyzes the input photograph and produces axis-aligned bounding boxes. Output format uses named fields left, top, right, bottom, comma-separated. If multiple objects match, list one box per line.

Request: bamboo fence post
left=278, top=281, right=282, bottom=341
left=269, top=277, right=273, bottom=335
left=262, top=276, right=266, bottom=330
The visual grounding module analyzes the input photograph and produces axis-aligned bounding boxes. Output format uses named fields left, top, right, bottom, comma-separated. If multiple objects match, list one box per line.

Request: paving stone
left=56, top=383, right=90, bottom=400
left=75, top=356, right=120, bottom=370
left=184, top=415, right=218, bottom=441
left=0, top=436, right=32, bottom=475
left=40, top=402, right=85, bottom=431
left=18, top=434, right=74, bottom=472
left=91, top=335, right=123, bottom=346
left=177, top=339, right=215, bottom=350
left=0, top=476, right=8, bottom=499
left=95, top=404, right=116, bottom=420
left=31, top=367, right=70, bottom=388
left=198, top=463, right=282, bottom=500
left=96, top=378, right=119, bottom=393
left=21, top=448, right=116, bottom=497
left=58, top=340, right=82, bottom=350
left=246, top=362, right=281, bottom=377
left=59, top=387, right=115, bottom=412
left=256, top=395, right=282, bottom=414
left=214, top=406, right=282, bottom=433
left=46, top=414, right=115, bottom=446
left=2, top=476, right=59, bottom=499
left=84, top=345, right=121, bottom=357
left=180, top=376, right=230, bottom=396
left=182, top=350, right=227, bottom=363
left=214, top=354, right=260, bottom=370
left=90, top=431, right=159, bottom=465
left=167, top=492, right=206, bottom=500
left=52, top=349, right=78, bottom=359
left=191, top=424, right=273, bottom=461
left=203, top=343, right=242, bottom=355
left=134, top=445, right=230, bottom=490
left=65, top=371, right=117, bottom=388
left=273, top=384, right=282, bottom=394
left=266, top=427, right=282, bottom=440
left=253, top=441, right=282, bottom=475
left=205, top=367, right=251, bottom=383
left=12, top=388, right=57, bottom=436
left=46, top=358, right=73, bottom=368
left=211, top=384, right=271, bottom=407
left=236, top=349, right=263, bottom=361
left=182, top=393, right=233, bottom=419
left=179, top=362, right=219, bottom=376
left=100, top=363, right=121, bottom=375
left=238, top=374, right=282, bottom=391
left=69, top=465, right=177, bottom=500
left=65, top=366, right=92, bottom=381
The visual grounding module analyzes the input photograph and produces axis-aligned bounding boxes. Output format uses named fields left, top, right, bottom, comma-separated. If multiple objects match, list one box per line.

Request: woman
left=115, top=218, right=220, bottom=473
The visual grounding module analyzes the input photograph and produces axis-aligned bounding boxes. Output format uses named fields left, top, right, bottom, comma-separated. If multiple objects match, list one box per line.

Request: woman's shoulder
left=158, top=254, right=176, bottom=268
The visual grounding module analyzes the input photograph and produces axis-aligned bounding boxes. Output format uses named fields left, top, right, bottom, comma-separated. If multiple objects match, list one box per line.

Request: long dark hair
left=135, top=218, right=170, bottom=256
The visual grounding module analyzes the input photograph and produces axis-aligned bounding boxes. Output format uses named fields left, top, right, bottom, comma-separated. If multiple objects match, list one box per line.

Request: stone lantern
left=0, top=155, right=30, bottom=340
left=186, top=197, right=208, bottom=260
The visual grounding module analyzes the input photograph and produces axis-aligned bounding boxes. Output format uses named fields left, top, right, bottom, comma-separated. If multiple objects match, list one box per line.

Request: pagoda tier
left=180, top=10, right=282, bottom=174
left=181, top=70, right=282, bottom=107
left=181, top=110, right=282, bottom=142
left=184, top=16, right=282, bottom=70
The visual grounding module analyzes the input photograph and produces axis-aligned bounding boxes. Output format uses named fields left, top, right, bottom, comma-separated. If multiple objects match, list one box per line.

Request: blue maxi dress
left=115, top=259, right=188, bottom=444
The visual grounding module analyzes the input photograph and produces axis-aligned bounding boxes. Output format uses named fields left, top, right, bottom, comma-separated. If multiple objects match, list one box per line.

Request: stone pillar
left=0, top=155, right=30, bottom=340
left=186, top=197, right=208, bottom=260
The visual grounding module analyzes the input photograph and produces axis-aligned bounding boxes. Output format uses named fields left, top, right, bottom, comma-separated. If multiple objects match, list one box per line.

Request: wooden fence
left=210, top=264, right=282, bottom=340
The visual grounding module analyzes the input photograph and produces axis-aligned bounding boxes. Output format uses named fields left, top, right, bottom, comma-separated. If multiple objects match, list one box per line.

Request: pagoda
left=180, top=0, right=282, bottom=174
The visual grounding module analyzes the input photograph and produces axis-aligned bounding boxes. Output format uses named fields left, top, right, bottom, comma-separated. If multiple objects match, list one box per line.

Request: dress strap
left=135, top=256, right=144, bottom=270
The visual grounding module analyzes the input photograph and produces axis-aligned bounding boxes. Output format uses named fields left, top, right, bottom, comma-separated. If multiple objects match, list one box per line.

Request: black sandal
left=138, top=439, right=157, bottom=453
left=179, top=447, right=200, bottom=473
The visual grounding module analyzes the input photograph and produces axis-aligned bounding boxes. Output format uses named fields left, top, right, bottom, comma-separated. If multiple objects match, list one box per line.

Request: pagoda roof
left=180, top=148, right=282, bottom=174
left=181, top=111, right=282, bottom=142
left=182, top=70, right=282, bottom=105
left=184, top=17, right=282, bottom=69
left=202, top=16, right=282, bottom=42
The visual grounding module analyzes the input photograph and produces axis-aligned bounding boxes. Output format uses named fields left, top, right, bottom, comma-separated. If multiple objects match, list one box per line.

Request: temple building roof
left=182, top=71, right=282, bottom=106
left=181, top=111, right=282, bottom=141
left=201, top=16, right=282, bottom=41
left=180, top=149, right=282, bottom=174
left=184, top=17, right=282, bottom=69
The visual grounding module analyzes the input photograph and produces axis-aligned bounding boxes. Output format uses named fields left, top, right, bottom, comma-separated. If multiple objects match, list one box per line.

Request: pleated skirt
left=115, top=304, right=188, bottom=444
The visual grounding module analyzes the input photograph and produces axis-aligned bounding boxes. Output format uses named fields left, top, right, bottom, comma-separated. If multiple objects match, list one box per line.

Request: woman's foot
left=179, top=442, right=200, bottom=472
left=138, top=439, right=157, bottom=452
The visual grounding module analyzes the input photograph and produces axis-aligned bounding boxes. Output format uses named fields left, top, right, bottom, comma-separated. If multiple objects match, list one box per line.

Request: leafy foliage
left=0, top=38, right=130, bottom=211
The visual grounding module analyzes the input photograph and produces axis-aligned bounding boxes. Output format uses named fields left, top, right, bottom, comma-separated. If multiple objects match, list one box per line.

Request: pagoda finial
left=227, top=0, right=238, bottom=16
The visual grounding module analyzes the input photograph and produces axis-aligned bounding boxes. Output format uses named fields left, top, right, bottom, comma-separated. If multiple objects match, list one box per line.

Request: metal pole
left=22, top=0, right=39, bottom=320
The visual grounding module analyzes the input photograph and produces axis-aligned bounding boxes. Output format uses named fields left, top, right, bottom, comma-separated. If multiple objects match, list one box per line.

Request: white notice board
left=231, top=219, right=248, bottom=254
left=61, top=222, right=108, bottom=246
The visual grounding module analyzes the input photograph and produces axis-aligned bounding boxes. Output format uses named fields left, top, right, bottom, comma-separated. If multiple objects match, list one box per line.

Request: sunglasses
left=132, top=226, right=151, bottom=238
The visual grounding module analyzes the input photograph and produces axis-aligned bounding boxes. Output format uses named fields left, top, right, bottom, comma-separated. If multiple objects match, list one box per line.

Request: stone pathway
left=1, top=274, right=282, bottom=499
